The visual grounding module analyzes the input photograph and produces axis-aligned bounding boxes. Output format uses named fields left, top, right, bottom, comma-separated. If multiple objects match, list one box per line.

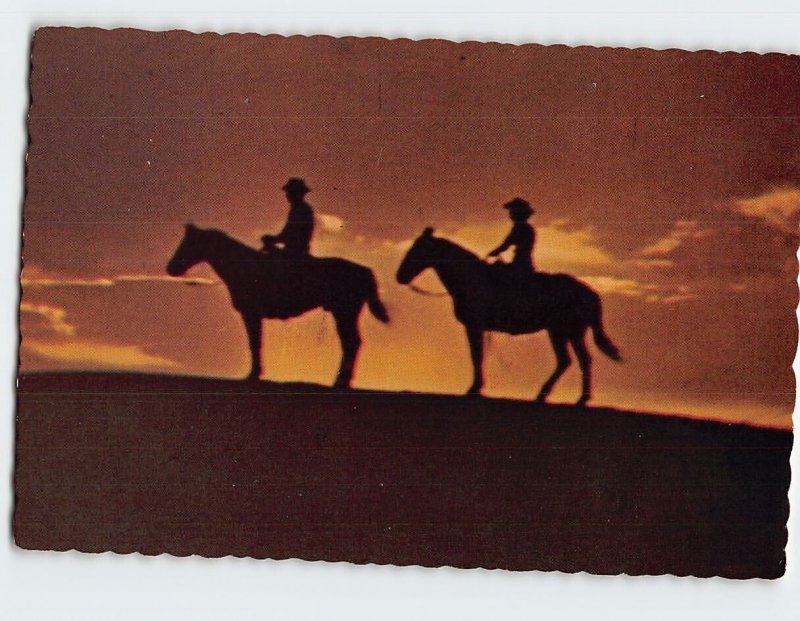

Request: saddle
left=260, top=237, right=315, bottom=266
left=486, top=260, right=539, bottom=288
left=484, top=261, right=555, bottom=328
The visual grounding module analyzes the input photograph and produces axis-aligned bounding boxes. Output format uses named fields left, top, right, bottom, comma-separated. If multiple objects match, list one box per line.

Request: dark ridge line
left=17, top=370, right=793, bottom=433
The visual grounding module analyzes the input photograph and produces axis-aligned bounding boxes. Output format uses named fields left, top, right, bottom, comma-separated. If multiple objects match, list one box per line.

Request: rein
left=408, top=283, right=449, bottom=297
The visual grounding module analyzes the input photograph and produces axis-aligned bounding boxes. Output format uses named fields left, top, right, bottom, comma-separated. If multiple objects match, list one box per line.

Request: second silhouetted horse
left=397, top=227, right=621, bottom=405
left=167, top=224, right=389, bottom=387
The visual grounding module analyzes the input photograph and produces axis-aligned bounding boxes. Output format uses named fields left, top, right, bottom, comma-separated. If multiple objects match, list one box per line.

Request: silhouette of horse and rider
left=166, top=178, right=621, bottom=405
left=166, top=178, right=388, bottom=388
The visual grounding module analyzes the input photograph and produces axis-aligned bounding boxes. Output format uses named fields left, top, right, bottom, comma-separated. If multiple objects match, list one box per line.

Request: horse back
left=472, top=269, right=596, bottom=334
left=312, top=256, right=374, bottom=288
left=236, top=254, right=376, bottom=319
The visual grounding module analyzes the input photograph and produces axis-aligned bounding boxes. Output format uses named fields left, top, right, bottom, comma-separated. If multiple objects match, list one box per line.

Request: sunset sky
left=21, top=27, right=799, bottom=427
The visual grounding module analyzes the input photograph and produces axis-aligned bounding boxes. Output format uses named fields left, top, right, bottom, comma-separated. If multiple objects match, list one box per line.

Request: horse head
left=396, top=227, right=437, bottom=284
left=166, top=223, right=207, bottom=277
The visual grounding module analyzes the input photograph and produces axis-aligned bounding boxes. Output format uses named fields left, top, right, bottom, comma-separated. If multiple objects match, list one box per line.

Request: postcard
left=16, top=27, right=797, bottom=577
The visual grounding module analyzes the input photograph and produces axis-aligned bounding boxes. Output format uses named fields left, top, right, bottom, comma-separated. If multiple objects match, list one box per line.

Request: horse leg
left=536, top=333, right=571, bottom=403
left=242, top=313, right=262, bottom=381
left=465, top=325, right=484, bottom=395
left=572, top=331, right=592, bottom=406
left=333, top=308, right=362, bottom=388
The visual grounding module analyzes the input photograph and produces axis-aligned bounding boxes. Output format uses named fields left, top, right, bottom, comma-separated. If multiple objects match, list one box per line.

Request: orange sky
left=21, top=28, right=799, bottom=428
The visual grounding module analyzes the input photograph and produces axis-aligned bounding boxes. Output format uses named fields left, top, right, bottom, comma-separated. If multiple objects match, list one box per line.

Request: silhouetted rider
left=487, top=197, right=536, bottom=274
left=261, top=177, right=315, bottom=258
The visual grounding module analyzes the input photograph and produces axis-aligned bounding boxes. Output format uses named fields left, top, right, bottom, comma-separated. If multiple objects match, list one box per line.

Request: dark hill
left=15, top=372, right=792, bottom=578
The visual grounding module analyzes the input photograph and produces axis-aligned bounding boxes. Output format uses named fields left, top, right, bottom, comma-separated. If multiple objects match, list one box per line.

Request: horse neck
left=201, top=231, right=260, bottom=285
left=428, top=238, right=484, bottom=297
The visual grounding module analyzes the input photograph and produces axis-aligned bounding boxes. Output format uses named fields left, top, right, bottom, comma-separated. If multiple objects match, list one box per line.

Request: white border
left=2, top=2, right=798, bottom=619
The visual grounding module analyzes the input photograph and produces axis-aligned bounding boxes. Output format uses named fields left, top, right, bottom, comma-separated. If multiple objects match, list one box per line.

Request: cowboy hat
left=282, top=177, right=311, bottom=193
left=503, top=197, right=534, bottom=216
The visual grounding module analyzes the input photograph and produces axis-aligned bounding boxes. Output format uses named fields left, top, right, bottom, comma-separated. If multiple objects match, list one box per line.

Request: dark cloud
left=635, top=189, right=799, bottom=283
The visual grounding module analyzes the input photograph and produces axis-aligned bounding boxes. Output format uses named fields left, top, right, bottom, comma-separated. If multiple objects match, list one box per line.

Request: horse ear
left=185, top=222, right=196, bottom=231
left=422, top=226, right=434, bottom=237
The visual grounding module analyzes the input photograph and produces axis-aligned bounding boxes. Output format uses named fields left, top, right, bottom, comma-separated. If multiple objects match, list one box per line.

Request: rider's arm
left=271, top=210, right=297, bottom=246
left=488, top=232, right=514, bottom=257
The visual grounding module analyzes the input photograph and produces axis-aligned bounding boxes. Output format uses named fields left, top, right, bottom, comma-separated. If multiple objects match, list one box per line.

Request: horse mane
left=199, top=227, right=262, bottom=260
left=430, top=235, right=483, bottom=264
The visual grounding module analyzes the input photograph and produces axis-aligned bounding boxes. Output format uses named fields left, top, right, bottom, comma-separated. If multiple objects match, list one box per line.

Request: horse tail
left=589, top=293, right=622, bottom=362
left=365, top=271, right=390, bottom=324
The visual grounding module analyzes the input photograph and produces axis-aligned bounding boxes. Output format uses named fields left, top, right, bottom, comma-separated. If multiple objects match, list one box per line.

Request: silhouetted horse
left=167, top=224, right=389, bottom=387
left=396, top=228, right=621, bottom=405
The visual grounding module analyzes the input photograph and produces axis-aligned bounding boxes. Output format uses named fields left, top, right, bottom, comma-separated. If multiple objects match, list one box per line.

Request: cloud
left=19, top=302, right=77, bottom=336
left=368, top=221, right=698, bottom=305
left=377, top=220, right=706, bottom=304
left=438, top=220, right=614, bottom=271
left=21, top=273, right=217, bottom=287
left=378, top=237, right=414, bottom=254
left=21, top=276, right=116, bottom=287
left=376, top=221, right=616, bottom=285
left=634, top=205, right=797, bottom=282
left=21, top=292, right=182, bottom=371
left=579, top=276, right=658, bottom=298
left=115, top=274, right=217, bottom=285
left=734, top=187, right=800, bottom=234
left=538, top=224, right=615, bottom=269
left=632, top=258, right=675, bottom=270
left=317, top=213, right=345, bottom=233
left=647, top=293, right=699, bottom=304
left=639, top=220, right=713, bottom=257
left=579, top=275, right=697, bottom=304
left=23, top=339, right=180, bottom=369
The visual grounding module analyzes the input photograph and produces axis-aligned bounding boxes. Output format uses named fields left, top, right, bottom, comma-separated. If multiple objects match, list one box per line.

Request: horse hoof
left=535, top=394, right=548, bottom=404
left=576, top=397, right=590, bottom=407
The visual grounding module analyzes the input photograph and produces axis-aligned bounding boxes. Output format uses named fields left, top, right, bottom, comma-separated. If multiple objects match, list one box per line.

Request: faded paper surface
left=16, top=27, right=797, bottom=577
